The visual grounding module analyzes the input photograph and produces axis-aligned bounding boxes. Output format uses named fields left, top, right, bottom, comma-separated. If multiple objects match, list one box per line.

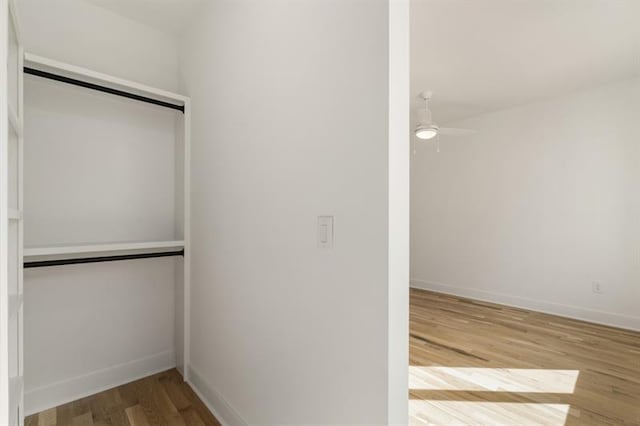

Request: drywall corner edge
left=410, top=279, right=640, bottom=332
left=187, top=365, right=248, bottom=426
left=387, top=0, right=410, bottom=424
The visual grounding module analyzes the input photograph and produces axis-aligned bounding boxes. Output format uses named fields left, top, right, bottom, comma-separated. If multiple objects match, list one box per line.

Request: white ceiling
left=411, top=0, right=640, bottom=123
left=81, top=0, right=206, bottom=35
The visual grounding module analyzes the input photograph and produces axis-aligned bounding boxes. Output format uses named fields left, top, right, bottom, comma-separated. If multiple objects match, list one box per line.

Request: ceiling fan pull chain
left=436, top=138, right=441, bottom=153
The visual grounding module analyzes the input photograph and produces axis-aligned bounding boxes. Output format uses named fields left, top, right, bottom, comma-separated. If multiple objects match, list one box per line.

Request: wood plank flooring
left=409, top=288, right=640, bottom=425
left=25, top=369, right=220, bottom=426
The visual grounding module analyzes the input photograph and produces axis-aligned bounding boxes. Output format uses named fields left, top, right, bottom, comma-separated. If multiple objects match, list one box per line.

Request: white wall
left=18, top=0, right=183, bottom=413
left=24, top=77, right=179, bottom=246
left=22, top=76, right=180, bottom=413
left=179, top=0, right=407, bottom=424
left=17, top=0, right=179, bottom=92
left=24, top=259, right=176, bottom=413
left=411, top=78, right=640, bottom=330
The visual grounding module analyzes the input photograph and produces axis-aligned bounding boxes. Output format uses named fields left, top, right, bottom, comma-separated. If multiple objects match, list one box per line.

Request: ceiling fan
left=414, top=91, right=475, bottom=144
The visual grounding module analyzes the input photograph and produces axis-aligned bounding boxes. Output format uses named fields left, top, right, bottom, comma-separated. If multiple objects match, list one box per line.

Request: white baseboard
left=411, top=279, right=640, bottom=332
left=187, top=365, right=248, bottom=426
left=25, top=350, right=176, bottom=416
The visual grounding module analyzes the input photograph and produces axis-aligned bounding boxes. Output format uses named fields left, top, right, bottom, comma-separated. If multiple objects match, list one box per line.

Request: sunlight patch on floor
left=409, top=400, right=571, bottom=425
left=409, top=366, right=579, bottom=393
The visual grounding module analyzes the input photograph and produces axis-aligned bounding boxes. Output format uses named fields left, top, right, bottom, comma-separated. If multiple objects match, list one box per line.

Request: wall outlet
left=592, top=281, right=604, bottom=294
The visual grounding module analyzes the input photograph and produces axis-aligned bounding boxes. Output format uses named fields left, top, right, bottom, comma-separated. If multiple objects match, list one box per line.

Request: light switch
left=317, top=216, right=334, bottom=248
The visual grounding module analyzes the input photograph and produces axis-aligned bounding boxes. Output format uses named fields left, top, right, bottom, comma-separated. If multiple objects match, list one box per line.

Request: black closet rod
left=24, top=249, right=184, bottom=269
left=24, top=67, right=185, bottom=113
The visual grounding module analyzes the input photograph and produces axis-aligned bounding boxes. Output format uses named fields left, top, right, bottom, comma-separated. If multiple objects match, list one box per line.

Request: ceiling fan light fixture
left=415, top=126, right=438, bottom=140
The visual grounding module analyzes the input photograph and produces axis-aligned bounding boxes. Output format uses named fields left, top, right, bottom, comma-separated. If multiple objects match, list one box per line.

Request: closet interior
left=19, top=54, right=191, bottom=417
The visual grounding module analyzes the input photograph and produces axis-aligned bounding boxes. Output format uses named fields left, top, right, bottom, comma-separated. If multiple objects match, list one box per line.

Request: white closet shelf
left=8, top=209, right=22, bottom=220
left=25, top=53, right=189, bottom=106
left=24, top=240, right=185, bottom=258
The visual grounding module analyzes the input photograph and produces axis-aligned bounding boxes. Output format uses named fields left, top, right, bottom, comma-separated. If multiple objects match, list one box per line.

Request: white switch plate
left=317, top=216, right=334, bottom=248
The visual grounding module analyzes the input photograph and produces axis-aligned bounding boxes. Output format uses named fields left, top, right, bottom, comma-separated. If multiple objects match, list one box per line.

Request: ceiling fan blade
left=438, top=127, right=476, bottom=136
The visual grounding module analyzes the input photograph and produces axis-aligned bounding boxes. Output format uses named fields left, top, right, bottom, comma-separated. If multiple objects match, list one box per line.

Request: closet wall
left=17, top=0, right=183, bottom=413
left=17, top=0, right=179, bottom=92
left=178, top=0, right=406, bottom=424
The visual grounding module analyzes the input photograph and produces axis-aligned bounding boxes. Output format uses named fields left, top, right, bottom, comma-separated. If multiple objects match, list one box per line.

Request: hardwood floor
left=23, top=290, right=640, bottom=425
left=25, top=369, right=221, bottom=426
left=409, top=288, right=640, bottom=425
